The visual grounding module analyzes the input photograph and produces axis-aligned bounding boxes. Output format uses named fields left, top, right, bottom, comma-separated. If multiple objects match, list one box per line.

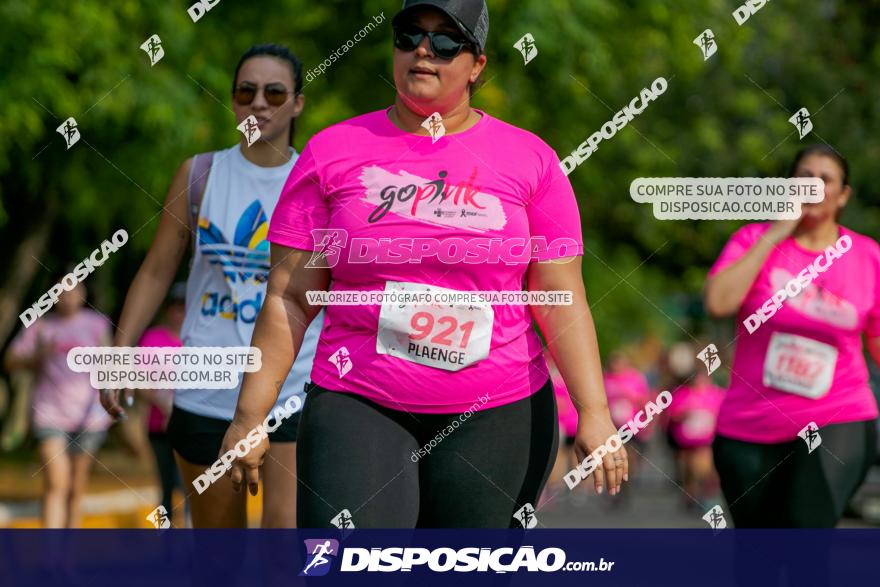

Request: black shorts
left=713, top=419, right=877, bottom=527
left=665, top=427, right=683, bottom=452
left=167, top=403, right=300, bottom=466
left=297, top=379, right=559, bottom=528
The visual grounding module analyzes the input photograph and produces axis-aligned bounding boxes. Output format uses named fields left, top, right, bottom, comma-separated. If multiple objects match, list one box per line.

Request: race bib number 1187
left=762, top=332, right=837, bottom=400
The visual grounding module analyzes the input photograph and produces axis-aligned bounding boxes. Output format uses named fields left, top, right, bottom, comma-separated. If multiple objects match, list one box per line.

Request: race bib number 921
left=376, top=281, right=493, bottom=372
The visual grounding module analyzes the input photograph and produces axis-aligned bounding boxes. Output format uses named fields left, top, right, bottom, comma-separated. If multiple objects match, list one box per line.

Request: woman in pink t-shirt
left=137, top=284, right=186, bottom=521
left=664, top=370, right=724, bottom=506
left=222, top=0, right=626, bottom=527
left=603, top=352, right=652, bottom=483
left=5, top=281, right=112, bottom=528
left=705, top=145, right=880, bottom=527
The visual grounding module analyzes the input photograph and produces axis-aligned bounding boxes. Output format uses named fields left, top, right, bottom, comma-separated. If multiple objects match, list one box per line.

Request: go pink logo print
left=359, top=165, right=508, bottom=231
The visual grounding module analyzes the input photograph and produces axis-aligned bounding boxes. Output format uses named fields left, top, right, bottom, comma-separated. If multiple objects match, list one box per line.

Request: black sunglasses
left=233, top=83, right=295, bottom=107
left=393, top=25, right=473, bottom=60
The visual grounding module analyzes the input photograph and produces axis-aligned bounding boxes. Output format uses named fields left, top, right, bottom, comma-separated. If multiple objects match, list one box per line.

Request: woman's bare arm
left=704, top=220, right=798, bottom=318
left=528, top=257, right=626, bottom=495
left=100, top=158, right=193, bottom=418
left=231, top=244, right=329, bottom=427
left=222, top=244, right=330, bottom=494
left=114, top=159, right=194, bottom=346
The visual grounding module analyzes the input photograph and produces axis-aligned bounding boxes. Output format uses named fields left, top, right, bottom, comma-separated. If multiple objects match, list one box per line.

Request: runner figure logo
left=331, top=509, right=355, bottom=529
left=140, top=34, right=164, bottom=66
left=146, top=505, right=171, bottom=529
left=798, top=421, right=822, bottom=454
left=702, top=505, right=727, bottom=530
left=306, top=228, right=348, bottom=269
left=513, top=503, right=538, bottom=528
left=789, top=108, right=813, bottom=139
left=329, top=346, right=352, bottom=378
left=300, top=539, right=340, bottom=577
left=697, top=344, right=721, bottom=375
left=237, top=114, right=261, bottom=147
left=514, top=33, right=538, bottom=65
left=57, top=117, right=80, bottom=149
left=693, top=29, right=717, bottom=60
left=421, top=112, right=445, bottom=143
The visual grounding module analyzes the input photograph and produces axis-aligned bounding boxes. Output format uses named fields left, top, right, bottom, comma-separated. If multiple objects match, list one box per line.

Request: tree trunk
left=0, top=202, right=57, bottom=347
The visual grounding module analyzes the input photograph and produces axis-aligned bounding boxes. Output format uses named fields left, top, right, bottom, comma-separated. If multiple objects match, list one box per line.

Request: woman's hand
left=219, top=419, right=268, bottom=496
left=704, top=218, right=799, bottom=317
left=31, top=335, right=53, bottom=371
left=99, top=388, right=134, bottom=420
left=573, top=409, right=628, bottom=496
left=765, top=217, right=800, bottom=244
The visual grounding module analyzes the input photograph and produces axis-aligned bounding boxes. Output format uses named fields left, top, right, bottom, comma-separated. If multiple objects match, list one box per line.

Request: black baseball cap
left=392, top=0, right=489, bottom=55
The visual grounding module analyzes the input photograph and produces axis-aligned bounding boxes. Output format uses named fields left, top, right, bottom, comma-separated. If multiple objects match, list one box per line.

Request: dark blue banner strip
left=1, top=529, right=877, bottom=587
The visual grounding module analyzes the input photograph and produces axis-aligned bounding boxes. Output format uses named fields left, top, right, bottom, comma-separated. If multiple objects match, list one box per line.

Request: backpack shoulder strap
left=187, top=151, right=215, bottom=237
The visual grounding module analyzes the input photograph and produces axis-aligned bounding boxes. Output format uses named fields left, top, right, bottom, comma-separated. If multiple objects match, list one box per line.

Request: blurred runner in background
left=603, top=351, right=652, bottom=485
left=705, top=145, right=880, bottom=527
left=663, top=365, right=724, bottom=509
left=4, top=279, right=112, bottom=528
left=544, top=349, right=579, bottom=503
left=137, top=283, right=185, bottom=524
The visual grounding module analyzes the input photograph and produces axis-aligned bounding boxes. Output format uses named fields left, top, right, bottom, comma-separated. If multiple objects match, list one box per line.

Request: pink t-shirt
left=603, top=368, right=652, bottom=429
left=268, top=108, right=583, bottom=412
left=138, top=326, right=181, bottom=433
left=709, top=223, right=880, bottom=443
left=9, top=309, right=112, bottom=433
left=665, top=382, right=725, bottom=448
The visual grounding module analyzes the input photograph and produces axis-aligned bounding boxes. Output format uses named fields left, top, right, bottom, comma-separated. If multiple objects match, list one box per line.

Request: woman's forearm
left=531, top=282, right=608, bottom=417
left=4, top=351, right=38, bottom=372
left=704, top=236, right=777, bottom=317
left=115, top=261, right=177, bottom=346
left=232, top=292, right=313, bottom=427
left=115, top=159, right=191, bottom=347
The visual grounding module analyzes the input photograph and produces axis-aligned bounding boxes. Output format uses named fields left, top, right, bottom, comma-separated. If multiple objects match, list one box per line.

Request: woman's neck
left=793, top=219, right=840, bottom=250
left=239, top=135, right=292, bottom=167
left=55, top=308, right=80, bottom=320
left=390, top=95, right=479, bottom=135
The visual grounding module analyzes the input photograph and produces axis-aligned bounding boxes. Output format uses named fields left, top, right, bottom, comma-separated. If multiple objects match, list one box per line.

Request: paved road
left=2, top=437, right=878, bottom=528
left=535, top=437, right=880, bottom=529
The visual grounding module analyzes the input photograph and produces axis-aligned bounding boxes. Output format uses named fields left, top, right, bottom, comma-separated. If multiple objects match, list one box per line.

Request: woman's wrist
left=232, top=409, right=265, bottom=431
left=574, top=398, right=609, bottom=418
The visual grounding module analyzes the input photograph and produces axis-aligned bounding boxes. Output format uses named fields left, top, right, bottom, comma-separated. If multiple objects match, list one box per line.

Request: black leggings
left=296, top=379, right=558, bottom=528
left=713, top=419, right=877, bottom=527
left=148, top=432, right=181, bottom=515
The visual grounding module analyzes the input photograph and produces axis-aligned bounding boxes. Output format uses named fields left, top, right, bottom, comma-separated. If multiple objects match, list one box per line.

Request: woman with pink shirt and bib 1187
left=705, top=145, right=880, bottom=527
left=221, top=0, right=626, bottom=527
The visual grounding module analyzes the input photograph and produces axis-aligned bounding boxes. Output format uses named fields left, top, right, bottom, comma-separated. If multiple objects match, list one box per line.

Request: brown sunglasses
left=233, top=83, right=295, bottom=107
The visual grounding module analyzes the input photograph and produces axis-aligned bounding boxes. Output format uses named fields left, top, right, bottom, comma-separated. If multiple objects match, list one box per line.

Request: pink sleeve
left=267, top=142, right=329, bottom=251
left=9, top=322, right=40, bottom=356
left=865, top=244, right=880, bottom=338
left=93, top=313, right=111, bottom=343
left=708, top=223, right=766, bottom=277
left=527, top=150, right=584, bottom=261
left=139, top=327, right=166, bottom=347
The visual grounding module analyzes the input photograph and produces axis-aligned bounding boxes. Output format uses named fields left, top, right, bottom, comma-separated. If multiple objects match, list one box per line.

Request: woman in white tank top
left=100, top=44, right=321, bottom=528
